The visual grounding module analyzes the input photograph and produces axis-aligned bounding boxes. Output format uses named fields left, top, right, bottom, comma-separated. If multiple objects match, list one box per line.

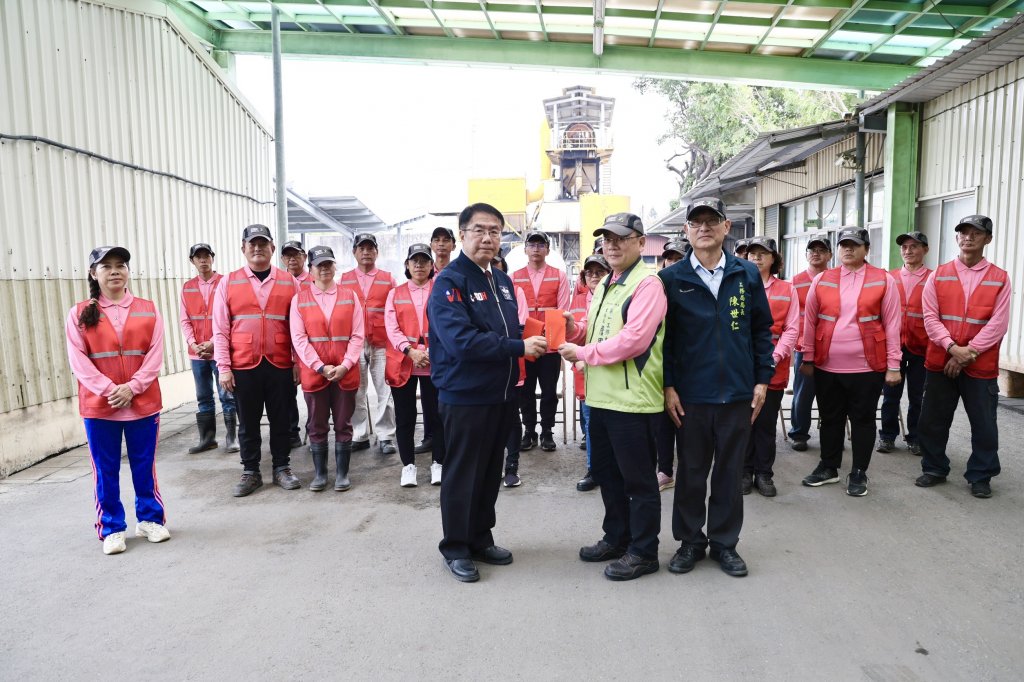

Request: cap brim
left=686, top=208, right=726, bottom=220
left=309, top=257, right=336, bottom=266
left=895, top=235, right=925, bottom=245
left=407, top=252, right=434, bottom=261
left=282, top=247, right=304, bottom=254
left=806, top=240, right=831, bottom=250
left=190, top=248, right=214, bottom=257
left=244, top=234, right=272, bottom=243
left=96, top=247, right=132, bottom=264
left=954, top=222, right=990, bottom=233
left=838, top=238, right=867, bottom=245
left=354, top=239, right=377, bottom=246
left=594, top=225, right=634, bottom=238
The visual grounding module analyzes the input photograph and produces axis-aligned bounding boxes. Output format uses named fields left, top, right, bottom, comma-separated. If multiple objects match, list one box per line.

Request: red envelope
left=545, top=309, right=567, bottom=350
left=523, top=317, right=545, bottom=362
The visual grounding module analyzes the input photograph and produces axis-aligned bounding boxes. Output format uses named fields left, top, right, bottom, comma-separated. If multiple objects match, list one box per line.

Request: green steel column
left=882, top=103, right=920, bottom=270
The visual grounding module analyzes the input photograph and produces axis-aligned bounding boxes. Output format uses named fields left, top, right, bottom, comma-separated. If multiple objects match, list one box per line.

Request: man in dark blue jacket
left=428, top=202, right=547, bottom=583
left=660, top=197, right=774, bottom=578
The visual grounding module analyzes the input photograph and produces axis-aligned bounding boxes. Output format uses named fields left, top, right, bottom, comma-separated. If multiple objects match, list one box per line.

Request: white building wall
left=0, top=0, right=275, bottom=475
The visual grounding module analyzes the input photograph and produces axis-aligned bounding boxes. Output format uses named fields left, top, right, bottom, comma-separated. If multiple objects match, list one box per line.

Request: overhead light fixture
left=593, top=0, right=605, bottom=56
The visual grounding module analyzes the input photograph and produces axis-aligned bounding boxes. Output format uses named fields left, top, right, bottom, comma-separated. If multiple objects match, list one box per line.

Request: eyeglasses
left=686, top=218, right=723, bottom=229
left=583, top=270, right=606, bottom=279
left=464, top=227, right=501, bottom=239
left=602, top=234, right=639, bottom=247
left=525, top=242, right=548, bottom=249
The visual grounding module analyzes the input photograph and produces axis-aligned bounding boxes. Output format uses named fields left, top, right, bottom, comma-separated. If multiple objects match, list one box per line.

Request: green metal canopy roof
left=164, top=0, right=1023, bottom=90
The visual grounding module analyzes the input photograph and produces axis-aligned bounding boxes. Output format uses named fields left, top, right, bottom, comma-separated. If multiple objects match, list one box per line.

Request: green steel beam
left=914, top=0, right=1019, bottom=64
left=699, top=1, right=729, bottom=49
left=751, top=0, right=796, bottom=52
left=364, top=0, right=406, bottom=33
left=534, top=0, right=549, bottom=40
left=882, top=103, right=920, bottom=269
left=801, top=0, right=873, bottom=57
left=164, top=0, right=221, bottom=44
left=477, top=0, right=502, bottom=39
left=648, top=0, right=667, bottom=47
left=314, top=0, right=356, bottom=32
left=856, top=0, right=940, bottom=61
left=217, top=31, right=918, bottom=89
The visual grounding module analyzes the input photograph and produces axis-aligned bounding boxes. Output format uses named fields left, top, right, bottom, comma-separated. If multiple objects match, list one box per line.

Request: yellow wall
left=580, top=194, right=631, bottom=233
left=468, top=178, right=528, bottom=215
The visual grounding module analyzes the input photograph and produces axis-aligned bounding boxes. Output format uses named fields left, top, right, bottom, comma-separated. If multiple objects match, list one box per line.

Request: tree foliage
left=634, top=79, right=859, bottom=196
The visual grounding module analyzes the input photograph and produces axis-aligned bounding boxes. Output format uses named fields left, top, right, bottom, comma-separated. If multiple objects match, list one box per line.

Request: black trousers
left=505, top=387, right=522, bottom=472
left=519, top=353, right=561, bottom=434
left=815, top=368, right=885, bottom=472
left=879, top=349, right=926, bottom=443
left=288, top=383, right=303, bottom=437
left=918, top=371, right=1000, bottom=483
left=589, top=407, right=661, bottom=560
left=233, top=359, right=295, bottom=471
left=673, top=401, right=750, bottom=552
left=392, top=374, right=443, bottom=466
left=438, top=400, right=516, bottom=560
left=744, top=389, right=785, bottom=477
left=656, top=411, right=681, bottom=477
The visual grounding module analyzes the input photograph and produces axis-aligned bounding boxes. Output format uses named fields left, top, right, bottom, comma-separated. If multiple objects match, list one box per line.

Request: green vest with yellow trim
left=584, top=259, right=665, bottom=413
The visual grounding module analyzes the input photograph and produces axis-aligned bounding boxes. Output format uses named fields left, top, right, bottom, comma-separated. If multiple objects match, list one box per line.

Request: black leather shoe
left=378, top=439, right=396, bottom=455
left=709, top=547, right=748, bottom=577
left=445, top=558, right=480, bottom=583
left=915, top=473, right=947, bottom=487
left=413, top=438, right=433, bottom=454
left=668, top=545, right=706, bottom=574
left=520, top=432, right=537, bottom=452
left=232, top=471, right=263, bottom=497
left=273, top=467, right=301, bottom=490
left=576, top=470, right=597, bottom=492
left=289, top=433, right=304, bottom=450
left=540, top=433, right=556, bottom=451
left=351, top=439, right=370, bottom=452
left=970, top=480, right=992, bottom=498
left=741, top=475, right=752, bottom=495
left=579, top=540, right=627, bottom=562
left=604, top=553, right=659, bottom=581
left=471, top=545, right=513, bottom=565
left=790, top=439, right=809, bottom=452
left=755, top=474, right=777, bottom=497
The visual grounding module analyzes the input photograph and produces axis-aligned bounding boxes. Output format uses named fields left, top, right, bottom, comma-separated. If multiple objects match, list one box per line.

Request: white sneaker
left=430, top=462, right=443, bottom=486
left=135, top=521, right=171, bottom=543
left=400, top=464, right=418, bottom=487
left=102, top=531, right=127, bottom=555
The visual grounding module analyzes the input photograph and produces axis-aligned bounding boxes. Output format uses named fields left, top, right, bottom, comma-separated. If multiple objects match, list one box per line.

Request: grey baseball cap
left=406, top=243, right=433, bottom=260
left=895, top=231, right=929, bottom=246
left=662, top=240, right=688, bottom=258
left=242, top=224, right=273, bottom=242
left=189, top=243, right=214, bottom=259
left=595, top=213, right=644, bottom=238
left=686, top=197, right=727, bottom=220
left=89, top=246, right=131, bottom=267
left=837, top=227, right=870, bottom=245
left=353, top=233, right=378, bottom=248
left=281, top=240, right=305, bottom=254
left=307, top=245, right=336, bottom=267
left=954, top=215, right=993, bottom=234
left=806, top=234, right=832, bottom=251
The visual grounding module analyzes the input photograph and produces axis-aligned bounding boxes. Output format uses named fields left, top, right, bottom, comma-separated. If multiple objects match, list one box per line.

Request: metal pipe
left=272, top=6, right=288, bottom=246
left=854, top=130, right=866, bottom=227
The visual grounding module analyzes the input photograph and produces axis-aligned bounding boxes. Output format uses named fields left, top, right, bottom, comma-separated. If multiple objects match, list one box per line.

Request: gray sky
left=234, top=57, right=681, bottom=225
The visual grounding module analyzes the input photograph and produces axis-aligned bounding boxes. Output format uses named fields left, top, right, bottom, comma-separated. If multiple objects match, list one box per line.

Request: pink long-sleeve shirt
left=289, top=285, right=364, bottom=374
left=179, top=273, right=219, bottom=360
left=524, top=263, right=572, bottom=312
left=352, top=267, right=397, bottom=297
left=384, top=280, right=432, bottom=377
left=922, top=257, right=1012, bottom=354
left=766, top=276, right=800, bottom=365
left=65, top=292, right=165, bottom=421
left=567, top=272, right=667, bottom=367
left=212, top=265, right=298, bottom=374
left=802, top=265, right=902, bottom=373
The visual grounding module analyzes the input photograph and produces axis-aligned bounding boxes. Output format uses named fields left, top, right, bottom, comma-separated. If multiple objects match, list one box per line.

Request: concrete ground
left=2, top=396, right=1023, bottom=681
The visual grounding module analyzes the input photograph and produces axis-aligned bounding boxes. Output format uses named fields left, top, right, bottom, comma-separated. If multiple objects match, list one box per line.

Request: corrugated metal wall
left=0, top=0, right=275, bottom=416
left=918, top=56, right=1024, bottom=369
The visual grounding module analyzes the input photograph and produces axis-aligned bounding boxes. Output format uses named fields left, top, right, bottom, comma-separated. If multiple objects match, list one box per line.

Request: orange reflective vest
left=569, top=289, right=590, bottom=400
left=812, top=265, right=889, bottom=372
left=512, top=265, right=562, bottom=322
left=224, top=267, right=295, bottom=370
left=890, top=267, right=931, bottom=356
left=385, top=282, right=431, bottom=388
left=924, top=261, right=1008, bottom=379
left=792, top=269, right=815, bottom=352
left=295, top=287, right=360, bottom=392
left=181, top=273, right=222, bottom=345
left=766, top=277, right=795, bottom=390
left=75, top=297, right=162, bottom=419
left=295, top=272, right=313, bottom=291
left=339, top=269, right=393, bottom=347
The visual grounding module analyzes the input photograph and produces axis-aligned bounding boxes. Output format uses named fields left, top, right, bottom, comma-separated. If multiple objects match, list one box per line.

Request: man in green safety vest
left=561, top=212, right=667, bottom=582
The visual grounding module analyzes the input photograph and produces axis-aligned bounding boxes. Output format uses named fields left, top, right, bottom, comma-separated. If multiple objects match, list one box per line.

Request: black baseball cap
left=406, top=243, right=433, bottom=260
left=593, top=236, right=604, bottom=253
left=307, top=245, right=336, bottom=267
left=686, top=197, right=727, bottom=220
left=242, top=224, right=273, bottom=243
left=806, top=234, right=832, bottom=251
left=189, top=243, right=214, bottom=259
left=895, top=231, right=929, bottom=246
left=595, top=213, right=644, bottom=238
left=281, top=240, right=305, bottom=254
left=747, top=236, right=779, bottom=254
left=954, top=215, right=993, bottom=234
left=524, top=230, right=550, bottom=245
left=353, top=233, right=378, bottom=248
left=431, top=227, right=455, bottom=242
left=583, top=254, right=610, bottom=271
left=89, top=246, right=131, bottom=267
left=734, top=238, right=750, bottom=253
left=662, top=240, right=688, bottom=258
left=837, top=227, right=870, bottom=245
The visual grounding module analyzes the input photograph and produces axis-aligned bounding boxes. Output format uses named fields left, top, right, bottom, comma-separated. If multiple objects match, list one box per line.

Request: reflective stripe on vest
left=182, top=273, right=222, bottom=346
left=512, top=265, right=563, bottom=324
left=224, top=267, right=294, bottom=369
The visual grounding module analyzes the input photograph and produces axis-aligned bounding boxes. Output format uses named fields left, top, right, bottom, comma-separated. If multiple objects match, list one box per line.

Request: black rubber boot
left=335, top=441, right=352, bottom=492
left=223, top=412, right=240, bottom=453
left=188, top=412, right=218, bottom=454
left=309, top=444, right=329, bottom=492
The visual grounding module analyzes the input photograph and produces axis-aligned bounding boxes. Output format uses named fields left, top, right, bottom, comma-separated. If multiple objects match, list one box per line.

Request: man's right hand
left=665, top=386, right=685, bottom=428
left=220, top=369, right=235, bottom=393
left=523, top=336, right=548, bottom=358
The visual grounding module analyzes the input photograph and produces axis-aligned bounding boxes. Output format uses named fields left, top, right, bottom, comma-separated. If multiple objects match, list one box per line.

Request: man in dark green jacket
left=659, top=197, right=774, bottom=578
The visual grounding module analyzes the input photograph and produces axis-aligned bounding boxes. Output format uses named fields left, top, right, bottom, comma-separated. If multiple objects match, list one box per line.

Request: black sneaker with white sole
left=802, top=464, right=840, bottom=487
left=846, top=469, right=868, bottom=496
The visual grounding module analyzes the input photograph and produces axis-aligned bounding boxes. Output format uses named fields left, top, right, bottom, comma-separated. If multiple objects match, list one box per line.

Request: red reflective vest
left=385, top=282, right=431, bottom=388
left=181, top=273, right=222, bottom=345
left=766, top=277, right=796, bottom=390
left=75, top=297, right=162, bottom=419
left=339, top=268, right=394, bottom=348
left=295, top=271, right=313, bottom=291
left=569, top=289, right=590, bottom=400
left=295, top=287, right=361, bottom=392
left=791, top=269, right=815, bottom=352
left=512, top=265, right=562, bottom=322
left=224, top=267, right=295, bottom=370
left=812, top=265, right=889, bottom=372
left=924, top=261, right=1008, bottom=379
left=890, top=267, right=931, bottom=356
